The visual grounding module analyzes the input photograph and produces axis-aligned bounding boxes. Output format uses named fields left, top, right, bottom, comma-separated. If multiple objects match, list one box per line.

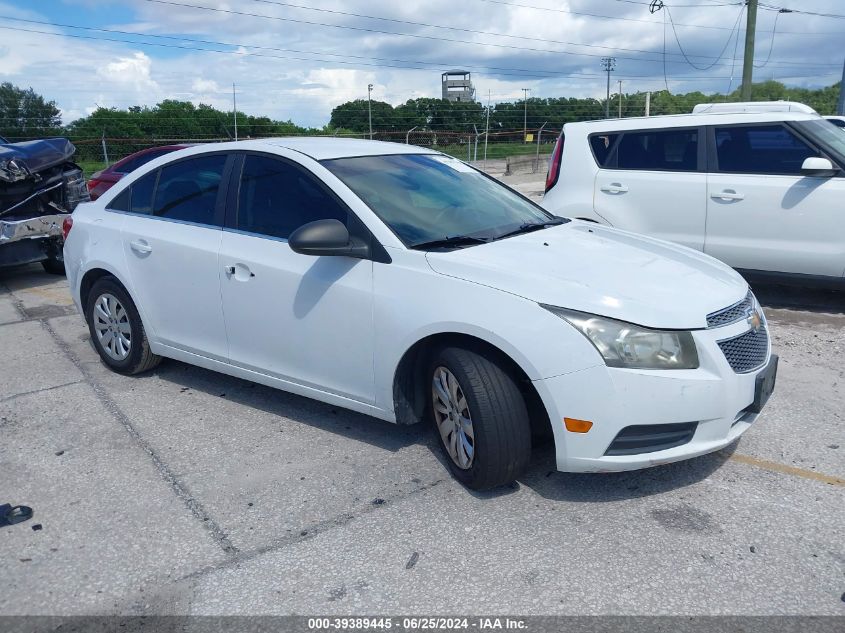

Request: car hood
left=425, top=222, right=748, bottom=330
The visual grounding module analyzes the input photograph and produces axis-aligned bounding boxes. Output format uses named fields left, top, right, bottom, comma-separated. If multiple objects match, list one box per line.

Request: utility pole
left=367, top=84, right=374, bottom=140
left=232, top=82, right=238, bottom=141
left=838, top=57, right=845, bottom=115
left=740, top=0, right=758, bottom=101
left=522, top=88, right=531, bottom=142
left=601, top=57, right=616, bottom=118
left=645, top=91, right=651, bottom=117
left=618, top=80, right=623, bottom=118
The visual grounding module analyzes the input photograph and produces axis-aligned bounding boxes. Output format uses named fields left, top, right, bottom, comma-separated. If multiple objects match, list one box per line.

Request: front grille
left=707, top=291, right=754, bottom=328
left=604, top=422, right=698, bottom=456
left=718, top=327, right=769, bottom=373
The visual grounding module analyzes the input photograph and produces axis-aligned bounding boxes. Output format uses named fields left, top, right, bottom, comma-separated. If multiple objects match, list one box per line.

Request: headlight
left=541, top=305, right=699, bottom=370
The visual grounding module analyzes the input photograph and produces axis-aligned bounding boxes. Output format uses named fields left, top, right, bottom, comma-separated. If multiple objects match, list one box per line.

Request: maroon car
left=87, top=145, right=187, bottom=200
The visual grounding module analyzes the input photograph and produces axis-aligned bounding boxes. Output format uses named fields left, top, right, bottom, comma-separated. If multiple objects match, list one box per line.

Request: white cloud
left=98, top=51, right=159, bottom=93
left=0, top=0, right=841, bottom=128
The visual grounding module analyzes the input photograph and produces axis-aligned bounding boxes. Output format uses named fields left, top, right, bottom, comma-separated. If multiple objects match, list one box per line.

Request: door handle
left=129, top=239, right=152, bottom=254
left=600, top=183, right=628, bottom=194
left=711, top=189, right=745, bottom=201
left=224, top=264, right=255, bottom=279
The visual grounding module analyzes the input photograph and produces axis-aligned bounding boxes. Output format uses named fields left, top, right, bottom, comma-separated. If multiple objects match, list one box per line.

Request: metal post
left=741, top=0, right=758, bottom=101
left=473, top=125, right=479, bottom=162
left=233, top=82, right=238, bottom=142
left=522, top=88, right=530, bottom=142
left=838, top=58, right=845, bottom=115
left=467, top=134, right=471, bottom=161
left=645, top=91, right=651, bottom=117
left=618, top=81, right=623, bottom=118
left=405, top=125, right=418, bottom=144
left=534, top=122, right=547, bottom=173
left=101, top=131, right=109, bottom=166
left=483, top=89, right=491, bottom=167
left=367, top=84, right=373, bottom=140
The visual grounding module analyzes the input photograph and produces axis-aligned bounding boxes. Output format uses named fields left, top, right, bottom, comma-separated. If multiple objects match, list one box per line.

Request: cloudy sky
left=0, top=0, right=843, bottom=127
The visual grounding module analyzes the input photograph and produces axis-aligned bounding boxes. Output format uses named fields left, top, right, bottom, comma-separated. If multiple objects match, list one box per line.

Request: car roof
left=223, top=137, right=440, bottom=161
left=563, top=111, right=823, bottom=134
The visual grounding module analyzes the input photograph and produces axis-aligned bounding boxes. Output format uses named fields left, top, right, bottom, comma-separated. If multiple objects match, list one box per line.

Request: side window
left=105, top=171, right=156, bottom=214
left=715, top=125, right=819, bottom=175
left=615, top=129, right=699, bottom=171
left=130, top=170, right=157, bottom=215
left=589, top=133, right=619, bottom=167
left=236, top=154, right=348, bottom=240
left=108, top=188, right=130, bottom=212
left=153, top=154, right=227, bottom=225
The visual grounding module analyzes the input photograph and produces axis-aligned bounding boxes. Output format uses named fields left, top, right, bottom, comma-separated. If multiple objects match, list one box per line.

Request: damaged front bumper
left=0, top=213, right=65, bottom=245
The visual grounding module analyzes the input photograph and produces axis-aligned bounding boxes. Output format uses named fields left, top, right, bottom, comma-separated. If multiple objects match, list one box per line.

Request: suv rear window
left=589, top=134, right=619, bottom=167
left=612, top=129, right=699, bottom=171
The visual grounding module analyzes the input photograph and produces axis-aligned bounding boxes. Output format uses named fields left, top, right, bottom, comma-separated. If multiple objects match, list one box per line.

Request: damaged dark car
left=0, top=137, right=89, bottom=274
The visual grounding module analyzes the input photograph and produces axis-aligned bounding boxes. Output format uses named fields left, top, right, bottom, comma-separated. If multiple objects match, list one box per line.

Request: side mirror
left=800, top=156, right=838, bottom=177
left=288, top=219, right=370, bottom=259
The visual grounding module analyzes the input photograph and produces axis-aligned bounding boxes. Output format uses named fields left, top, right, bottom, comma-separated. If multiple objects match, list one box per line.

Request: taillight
left=545, top=133, right=565, bottom=192
left=62, top=215, right=73, bottom=241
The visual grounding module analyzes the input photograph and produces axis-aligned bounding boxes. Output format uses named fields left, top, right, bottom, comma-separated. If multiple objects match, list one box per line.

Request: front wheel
left=41, top=243, right=65, bottom=275
left=428, top=346, right=532, bottom=490
left=86, top=277, right=161, bottom=375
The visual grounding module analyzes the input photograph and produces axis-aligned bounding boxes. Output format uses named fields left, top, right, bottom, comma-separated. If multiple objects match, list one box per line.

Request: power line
left=664, top=4, right=746, bottom=70
left=759, top=3, right=845, bottom=19
left=137, top=0, right=836, bottom=68
left=0, top=15, right=639, bottom=79
left=471, top=0, right=841, bottom=34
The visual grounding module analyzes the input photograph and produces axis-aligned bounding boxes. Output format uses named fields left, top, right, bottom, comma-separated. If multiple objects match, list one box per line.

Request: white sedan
left=63, top=138, right=777, bottom=489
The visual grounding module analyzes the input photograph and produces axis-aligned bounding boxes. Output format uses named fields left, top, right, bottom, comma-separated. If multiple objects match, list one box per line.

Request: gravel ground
left=1, top=196, right=843, bottom=618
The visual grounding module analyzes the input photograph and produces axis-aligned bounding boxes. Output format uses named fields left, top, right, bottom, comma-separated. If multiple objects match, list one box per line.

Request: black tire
left=86, top=277, right=161, bottom=375
left=428, top=346, right=532, bottom=490
left=41, top=252, right=66, bottom=275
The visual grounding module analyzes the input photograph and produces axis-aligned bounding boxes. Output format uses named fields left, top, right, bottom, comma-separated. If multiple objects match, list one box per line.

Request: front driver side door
left=218, top=152, right=376, bottom=404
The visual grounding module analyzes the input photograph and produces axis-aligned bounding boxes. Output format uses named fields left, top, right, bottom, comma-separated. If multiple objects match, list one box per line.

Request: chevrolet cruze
left=63, top=139, right=777, bottom=490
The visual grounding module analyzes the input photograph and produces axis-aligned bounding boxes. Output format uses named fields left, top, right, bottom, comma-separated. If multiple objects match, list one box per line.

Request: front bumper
left=535, top=317, right=772, bottom=473
left=0, top=213, right=65, bottom=245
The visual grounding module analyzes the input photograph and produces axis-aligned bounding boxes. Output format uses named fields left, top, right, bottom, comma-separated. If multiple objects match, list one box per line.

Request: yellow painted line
left=729, top=453, right=845, bottom=487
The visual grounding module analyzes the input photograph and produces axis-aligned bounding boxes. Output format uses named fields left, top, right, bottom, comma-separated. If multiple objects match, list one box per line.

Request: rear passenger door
left=705, top=123, right=843, bottom=277
left=116, top=152, right=233, bottom=360
left=593, top=127, right=707, bottom=250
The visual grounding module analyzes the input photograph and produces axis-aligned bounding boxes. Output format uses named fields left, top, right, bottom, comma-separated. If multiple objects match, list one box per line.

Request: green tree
left=329, top=99, right=395, bottom=133
left=0, top=82, right=62, bottom=140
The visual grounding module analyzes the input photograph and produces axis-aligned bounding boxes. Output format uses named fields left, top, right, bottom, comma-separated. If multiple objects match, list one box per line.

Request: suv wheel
left=428, top=346, right=531, bottom=490
left=86, top=277, right=161, bottom=375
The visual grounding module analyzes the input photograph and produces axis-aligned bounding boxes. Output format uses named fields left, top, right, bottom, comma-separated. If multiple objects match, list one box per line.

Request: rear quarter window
left=589, top=134, right=619, bottom=167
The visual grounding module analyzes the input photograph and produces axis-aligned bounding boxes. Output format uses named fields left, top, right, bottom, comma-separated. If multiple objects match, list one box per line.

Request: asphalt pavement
left=1, top=249, right=843, bottom=617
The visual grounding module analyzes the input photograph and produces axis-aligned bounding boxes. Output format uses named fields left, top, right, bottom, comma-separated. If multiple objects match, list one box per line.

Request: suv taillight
left=545, top=133, right=564, bottom=192
left=62, top=215, right=73, bottom=241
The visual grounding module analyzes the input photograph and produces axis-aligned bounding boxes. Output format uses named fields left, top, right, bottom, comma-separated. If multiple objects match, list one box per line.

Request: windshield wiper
left=493, top=217, right=566, bottom=241
left=409, top=235, right=489, bottom=251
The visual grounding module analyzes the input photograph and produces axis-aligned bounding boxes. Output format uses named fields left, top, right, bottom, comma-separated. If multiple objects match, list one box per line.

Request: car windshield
left=321, top=153, right=564, bottom=248
left=793, top=119, right=845, bottom=164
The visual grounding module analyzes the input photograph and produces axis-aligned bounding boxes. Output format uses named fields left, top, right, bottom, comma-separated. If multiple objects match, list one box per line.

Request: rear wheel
left=428, top=346, right=531, bottom=490
left=86, top=277, right=161, bottom=375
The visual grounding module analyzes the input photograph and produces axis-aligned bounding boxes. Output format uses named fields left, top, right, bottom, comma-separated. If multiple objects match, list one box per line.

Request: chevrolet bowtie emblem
left=747, top=309, right=762, bottom=332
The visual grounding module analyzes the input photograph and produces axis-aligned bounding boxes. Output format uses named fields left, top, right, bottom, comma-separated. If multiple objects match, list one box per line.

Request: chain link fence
left=55, top=127, right=556, bottom=177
